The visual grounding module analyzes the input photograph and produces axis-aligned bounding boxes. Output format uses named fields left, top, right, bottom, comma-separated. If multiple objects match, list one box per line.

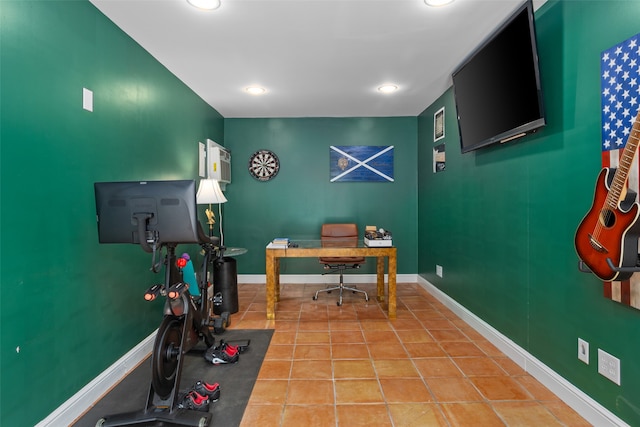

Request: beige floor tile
left=492, top=401, right=565, bottom=427
left=373, top=358, right=420, bottom=378
left=281, top=404, right=336, bottom=427
left=286, top=379, right=335, bottom=405
left=291, top=359, right=333, bottom=379
left=264, top=344, right=295, bottom=360
left=239, top=404, right=283, bottom=426
left=294, top=344, right=332, bottom=360
left=336, top=404, right=393, bottom=427
left=331, top=343, right=370, bottom=359
left=387, top=403, right=448, bottom=426
left=379, top=378, right=434, bottom=403
left=334, top=379, right=384, bottom=403
left=248, top=380, right=288, bottom=405
left=414, top=357, right=463, bottom=378
left=330, top=330, right=365, bottom=344
left=440, top=402, right=505, bottom=427
left=470, top=376, right=532, bottom=401
left=404, top=342, right=447, bottom=358
left=333, top=359, right=376, bottom=378
left=425, top=377, right=484, bottom=402
left=452, top=356, right=507, bottom=376
left=257, top=360, right=292, bottom=379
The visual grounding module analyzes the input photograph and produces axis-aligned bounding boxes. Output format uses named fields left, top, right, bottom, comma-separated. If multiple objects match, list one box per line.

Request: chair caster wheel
left=337, top=301, right=342, bottom=306
left=312, top=295, right=318, bottom=301
left=96, top=418, right=106, bottom=427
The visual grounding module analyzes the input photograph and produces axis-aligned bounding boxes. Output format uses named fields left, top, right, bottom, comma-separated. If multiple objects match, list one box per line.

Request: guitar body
left=575, top=168, right=640, bottom=281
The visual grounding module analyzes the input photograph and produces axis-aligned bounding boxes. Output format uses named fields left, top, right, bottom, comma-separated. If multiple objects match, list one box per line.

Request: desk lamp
left=196, top=178, right=227, bottom=238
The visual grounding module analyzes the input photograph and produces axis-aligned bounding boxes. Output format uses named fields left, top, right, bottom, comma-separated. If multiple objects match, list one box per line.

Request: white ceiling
left=89, top=0, right=544, bottom=118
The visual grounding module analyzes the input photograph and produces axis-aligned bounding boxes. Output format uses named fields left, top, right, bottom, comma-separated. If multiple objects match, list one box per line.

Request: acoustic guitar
left=575, top=111, right=640, bottom=281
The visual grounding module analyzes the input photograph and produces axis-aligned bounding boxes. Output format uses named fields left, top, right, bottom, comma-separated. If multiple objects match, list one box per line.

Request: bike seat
left=197, top=221, right=221, bottom=246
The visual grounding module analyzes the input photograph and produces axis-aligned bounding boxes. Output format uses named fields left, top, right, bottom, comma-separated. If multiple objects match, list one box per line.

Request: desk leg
left=388, top=253, right=397, bottom=319
left=376, top=257, right=385, bottom=302
left=275, top=258, right=281, bottom=302
left=266, top=252, right=276, bottom=320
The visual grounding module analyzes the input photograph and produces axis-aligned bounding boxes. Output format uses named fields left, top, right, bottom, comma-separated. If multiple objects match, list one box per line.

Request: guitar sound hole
left=599, top=209, right=616, bottom=227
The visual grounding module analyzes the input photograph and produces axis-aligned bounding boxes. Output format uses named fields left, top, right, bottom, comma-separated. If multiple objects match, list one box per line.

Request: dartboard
left=248, top=150, right=280, bottom=181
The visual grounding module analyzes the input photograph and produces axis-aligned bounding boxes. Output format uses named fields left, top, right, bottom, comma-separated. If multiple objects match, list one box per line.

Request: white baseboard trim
left=238, top=273, right=418, bottom=284
left=36, top=330, right=157, bottom=427
left=417, top=276, right=629, bottom=427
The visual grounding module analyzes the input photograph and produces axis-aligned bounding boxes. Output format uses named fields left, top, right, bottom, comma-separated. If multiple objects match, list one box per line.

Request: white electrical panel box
left=206, top=139, right=231, bottom=184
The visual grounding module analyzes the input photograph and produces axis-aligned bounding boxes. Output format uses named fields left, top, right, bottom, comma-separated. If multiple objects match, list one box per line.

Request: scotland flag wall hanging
left=330, top=145, right=394, bottom=182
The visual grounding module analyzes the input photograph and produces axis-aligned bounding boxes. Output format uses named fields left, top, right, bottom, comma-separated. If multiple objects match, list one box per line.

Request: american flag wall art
left=600, top=33, right=640, bottom=310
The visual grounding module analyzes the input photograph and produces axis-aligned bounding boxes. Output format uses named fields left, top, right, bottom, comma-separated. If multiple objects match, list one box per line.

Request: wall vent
left=206, top=139, right=231, bottom=184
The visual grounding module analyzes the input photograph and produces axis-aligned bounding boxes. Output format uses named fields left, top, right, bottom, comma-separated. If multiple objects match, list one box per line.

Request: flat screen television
left=94, top=180, right=199, bottom=251
left=452, top=0, right=545, bottom=154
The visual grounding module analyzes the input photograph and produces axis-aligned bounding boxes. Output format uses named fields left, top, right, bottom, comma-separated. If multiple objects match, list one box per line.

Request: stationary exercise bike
left=97, top=219, right=225, bottom=427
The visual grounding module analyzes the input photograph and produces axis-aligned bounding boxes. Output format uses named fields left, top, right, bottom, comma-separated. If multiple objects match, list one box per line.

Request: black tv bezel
left=452, top=0, right=545, bottom=154
left=94, top=180, right=200, bottom=249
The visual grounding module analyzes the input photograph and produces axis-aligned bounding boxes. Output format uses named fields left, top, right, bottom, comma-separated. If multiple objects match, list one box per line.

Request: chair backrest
left=319, top=223, right=364, bottom=264
left=321, top=223, right=359, bottom=240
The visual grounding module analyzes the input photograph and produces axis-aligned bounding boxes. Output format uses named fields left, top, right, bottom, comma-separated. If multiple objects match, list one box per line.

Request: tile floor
left=228, top=282, right=591, bottom=427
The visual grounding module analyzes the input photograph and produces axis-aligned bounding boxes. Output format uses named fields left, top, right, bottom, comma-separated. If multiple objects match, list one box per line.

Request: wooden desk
left=265, top=241, right=397, bottom=320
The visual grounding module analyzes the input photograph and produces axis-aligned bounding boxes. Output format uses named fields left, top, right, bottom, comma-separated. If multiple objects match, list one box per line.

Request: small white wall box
left=206, top=139, right=231, bottom=184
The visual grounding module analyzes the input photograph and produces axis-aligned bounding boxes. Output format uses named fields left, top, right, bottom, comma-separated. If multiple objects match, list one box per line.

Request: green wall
left=223, top=117, right=418, bottom=275
left=418, top=2, right=640, bottom=425
left=0, top=1, right=223, bottom=425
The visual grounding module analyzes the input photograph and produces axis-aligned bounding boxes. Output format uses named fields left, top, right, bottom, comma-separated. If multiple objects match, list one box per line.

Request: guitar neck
left=606, top=111, right=640, bottom=208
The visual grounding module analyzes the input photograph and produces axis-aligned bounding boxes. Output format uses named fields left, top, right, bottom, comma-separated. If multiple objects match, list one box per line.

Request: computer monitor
left=94, top=180, right=199, bottom=251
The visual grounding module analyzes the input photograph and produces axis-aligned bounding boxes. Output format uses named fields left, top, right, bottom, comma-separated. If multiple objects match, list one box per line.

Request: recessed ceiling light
left=424, top=0, right=454, bottom=6
left=245, top=86, right=266, bottom=95
left=377, top=84, right=398, bottom=94
left=187, top=0, right=221, bottom=10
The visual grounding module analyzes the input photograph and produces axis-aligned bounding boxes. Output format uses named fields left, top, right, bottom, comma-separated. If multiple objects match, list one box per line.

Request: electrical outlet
left=598, top=349, right=621, bottom=385
left=578, top=338, right=589, bottom=364
left=436, top=265, right=443, bottom=278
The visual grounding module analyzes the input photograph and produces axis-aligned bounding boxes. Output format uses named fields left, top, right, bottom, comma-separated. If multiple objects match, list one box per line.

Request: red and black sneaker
left=204, top=344, right=239, bottom=365
left=194, top=380, right=221, bottom=402
left=178, top=390, right=210, bottom=411
left=219, top=340, right=239, bottom=356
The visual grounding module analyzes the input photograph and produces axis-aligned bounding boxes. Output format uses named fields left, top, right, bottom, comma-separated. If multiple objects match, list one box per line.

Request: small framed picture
left=433, top=143, right=446, bottom=173
left=434, top=107, right=445, bottom=142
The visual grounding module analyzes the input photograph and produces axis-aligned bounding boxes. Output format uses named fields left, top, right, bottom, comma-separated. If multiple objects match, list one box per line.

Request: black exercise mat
left=73, top=329, right=273, bottom=427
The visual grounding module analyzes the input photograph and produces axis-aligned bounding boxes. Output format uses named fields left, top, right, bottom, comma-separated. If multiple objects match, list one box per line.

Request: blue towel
left=180, top=253, right=200, bottom=297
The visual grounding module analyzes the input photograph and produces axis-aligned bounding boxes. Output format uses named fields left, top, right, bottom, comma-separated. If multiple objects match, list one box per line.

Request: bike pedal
left=220, top=312, right=230, bottom=328
left=213, top=317, right=225, bottom=334
left=212, top=292, right=223, bottom=306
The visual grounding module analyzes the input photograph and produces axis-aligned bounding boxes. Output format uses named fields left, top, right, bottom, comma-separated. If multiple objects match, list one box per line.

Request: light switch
left=83, top=88, right=93, bottom=112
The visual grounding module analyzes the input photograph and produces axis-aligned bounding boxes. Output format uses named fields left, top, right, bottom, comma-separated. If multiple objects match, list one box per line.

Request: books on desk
left=266, top=238, right=290, bottom=249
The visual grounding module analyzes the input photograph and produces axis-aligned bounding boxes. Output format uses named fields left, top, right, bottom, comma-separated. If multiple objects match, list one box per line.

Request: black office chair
left=312, top=223, right=369, bottom=306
